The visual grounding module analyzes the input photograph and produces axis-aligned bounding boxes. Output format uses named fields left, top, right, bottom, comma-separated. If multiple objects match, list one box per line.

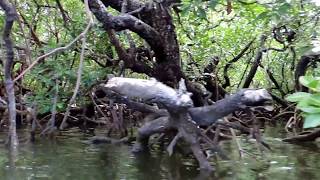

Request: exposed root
left=283, top=129, right=320, bottom=142
left=224, top=117, right=244, bottom=158
left=132, top=116, right=171, bottom=153
left=167, top=132, right=182, bottom=156
left=133, top=112, right=227, bottom=171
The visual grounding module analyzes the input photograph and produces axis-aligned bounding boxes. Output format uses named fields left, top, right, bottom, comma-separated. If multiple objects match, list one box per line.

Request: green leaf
left=299, top=76, right=320, bottom=92
left=296, top=99, right=312, bottom=109
left=308, top=94, right=320, bottom=106
left=277, top=3, right=291, bottom=15
left=208, top=0, right=218, bottom=9
left=303, top=114, right=320, bottom=129
left=299, top=107, right=320, bottom=113
left=197, top=8, right=207, bottom=20
left=299, top=76, right=314, bottom=87
left=181, top=4, right=192, bottom=16
left=286, top=92, right=311, bottom=102
left=255, top=11, right=270, bottom=20
left=297, top=45, right=313, bottom=55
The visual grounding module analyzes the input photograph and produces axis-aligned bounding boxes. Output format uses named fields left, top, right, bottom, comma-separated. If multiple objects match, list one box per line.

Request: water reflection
left=0, top=127, right=320, bottom=180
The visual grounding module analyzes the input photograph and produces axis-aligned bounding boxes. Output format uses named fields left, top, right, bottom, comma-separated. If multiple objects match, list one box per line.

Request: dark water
left=0, top=126, right=320, bottom=180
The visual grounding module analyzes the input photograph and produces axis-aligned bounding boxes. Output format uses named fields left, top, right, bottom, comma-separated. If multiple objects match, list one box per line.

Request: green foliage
left=0, top=0, right=319, bottom=116
left=286, top=76, right=320, bottom=129
left=176, top=0, right=320, bottom=95
left=1, top=0, right=115, bottom=114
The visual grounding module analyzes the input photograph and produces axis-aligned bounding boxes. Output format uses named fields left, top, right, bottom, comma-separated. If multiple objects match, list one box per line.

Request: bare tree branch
left=89, top=0, right=164, bottom=58
left=223, top=38, right=255, bottom=88
left=242, top=35, right=267, bottom=88
left=60, top=0, right=94, bottom=129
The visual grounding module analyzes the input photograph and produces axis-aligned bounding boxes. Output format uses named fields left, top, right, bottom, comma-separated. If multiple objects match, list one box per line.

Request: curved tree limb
left=132, top=116, right=171, bottom=152
left=89, top=0, right=164, bottom=58
left=223, top=38, right=255, bottom=88
left=100, top=0, right=143, bottom=12
left=259, top=64, right=286, bottom=97
left=294, top=55, right=319, bottom=91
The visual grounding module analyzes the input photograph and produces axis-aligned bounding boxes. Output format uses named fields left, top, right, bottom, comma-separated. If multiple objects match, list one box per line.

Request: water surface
left=0, top=126, right=320, bottom=180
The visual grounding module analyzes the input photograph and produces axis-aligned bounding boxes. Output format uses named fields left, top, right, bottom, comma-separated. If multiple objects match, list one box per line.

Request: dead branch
left=105, top=77, right=214, bottom=170
left=223, top=39, right=255, bottom=88
left=104, top=77, right=274, bottom=171
left=242, top=35, right=267, bottom=88
left=89, top=0, right=164, bottom=58
left=59, top=0, right=93, bottom=129
left=104, top=77, right=193, bottom=109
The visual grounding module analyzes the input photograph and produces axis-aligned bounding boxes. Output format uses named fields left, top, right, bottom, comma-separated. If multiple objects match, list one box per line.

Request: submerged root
left=133, top=113, right=228, bottom=171
left=132, top=116, right=171, bottom=153
left=283, top=129, right=320, bottom=142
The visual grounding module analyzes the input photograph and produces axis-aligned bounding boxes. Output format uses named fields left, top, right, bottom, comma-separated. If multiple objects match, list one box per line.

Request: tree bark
left=0, top=0, right=19, bottom=153
left=89, top=0, right=183, bottom=85
left=243, top=35, right=267, bottom=88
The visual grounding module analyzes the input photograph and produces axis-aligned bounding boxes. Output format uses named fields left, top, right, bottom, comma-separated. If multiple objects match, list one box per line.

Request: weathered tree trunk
left=0, top=0, right=18, bottom=151
left=90, top=0, right=182, bottom=85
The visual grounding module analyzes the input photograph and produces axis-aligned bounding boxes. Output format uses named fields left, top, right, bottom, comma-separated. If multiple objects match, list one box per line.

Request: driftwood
left=104, top=77, right=215, bottom=170
left=102, top=77, right=273, bottom=171
left=105, top=77, right=193, bottom=109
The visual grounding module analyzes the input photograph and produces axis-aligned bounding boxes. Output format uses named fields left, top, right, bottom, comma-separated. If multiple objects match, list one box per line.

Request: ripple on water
left=0, top=127, right=320, bottom=180
left=277, top=166, right=294, bottom=170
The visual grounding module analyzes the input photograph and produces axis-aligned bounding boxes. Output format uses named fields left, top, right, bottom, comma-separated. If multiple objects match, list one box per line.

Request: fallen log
left=102, top=77, right=273, bottom=171
left=104, top=77, right=214, bottom=171
left=105, top=77, right=193, bottom=109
